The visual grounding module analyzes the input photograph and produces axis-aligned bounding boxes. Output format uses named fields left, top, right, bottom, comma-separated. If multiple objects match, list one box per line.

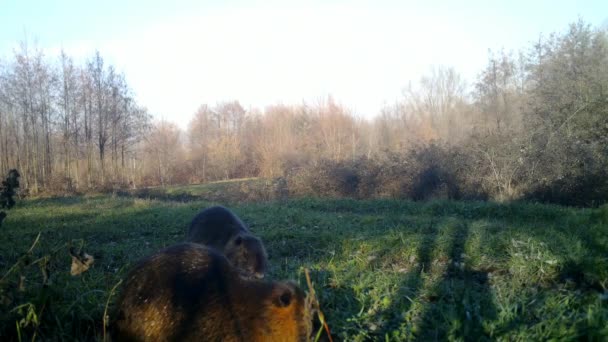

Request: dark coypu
left=187, top=206, right=268, bottom=279
left=112, top=243, right=312, bottom=342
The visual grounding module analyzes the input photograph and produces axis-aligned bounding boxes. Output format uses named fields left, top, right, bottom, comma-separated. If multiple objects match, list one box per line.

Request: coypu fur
left=187, top=206, right=268, bottom=279
left=112, top=243, right=312, bottom=342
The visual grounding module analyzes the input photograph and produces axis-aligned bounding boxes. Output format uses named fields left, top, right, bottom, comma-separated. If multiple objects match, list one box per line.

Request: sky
left=1, top=0, right=607, bottom=128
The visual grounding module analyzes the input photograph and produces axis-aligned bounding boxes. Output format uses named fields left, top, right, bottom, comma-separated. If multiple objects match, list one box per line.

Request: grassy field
left=1, top=186, right=607, bottom=341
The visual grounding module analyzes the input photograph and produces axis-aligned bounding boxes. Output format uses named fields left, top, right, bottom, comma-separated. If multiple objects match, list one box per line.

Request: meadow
left=0, top=183, right=607, bottom=341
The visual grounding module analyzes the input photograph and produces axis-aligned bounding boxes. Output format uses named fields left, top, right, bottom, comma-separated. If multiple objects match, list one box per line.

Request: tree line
left=1, top=20, right=607, bottom=205
left=0, top=42, right=151, bottom=193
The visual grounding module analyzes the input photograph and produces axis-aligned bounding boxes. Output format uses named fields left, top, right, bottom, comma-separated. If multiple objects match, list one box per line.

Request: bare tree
left=58, top=50, right=80, bottom=184
left=144, top=120, right=183, bottom=186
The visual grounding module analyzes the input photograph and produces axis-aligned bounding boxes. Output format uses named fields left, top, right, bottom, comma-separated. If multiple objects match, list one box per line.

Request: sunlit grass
left=1, top=188, right=607, bottom=340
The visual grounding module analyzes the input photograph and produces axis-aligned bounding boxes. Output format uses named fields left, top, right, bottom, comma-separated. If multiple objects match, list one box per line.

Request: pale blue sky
left=1, top=0, right=607, bottom=126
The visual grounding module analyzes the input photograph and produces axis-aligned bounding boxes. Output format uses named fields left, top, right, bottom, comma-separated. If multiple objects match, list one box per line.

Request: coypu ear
left=234, top=235, right=243, bottom=246
left=273, top=286, right=294, bottom=308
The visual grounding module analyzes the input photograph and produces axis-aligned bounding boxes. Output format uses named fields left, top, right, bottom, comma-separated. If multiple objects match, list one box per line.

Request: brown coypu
left=112, top=243, right=312, bottom=342
left=187, top=205, right=268, bottom=279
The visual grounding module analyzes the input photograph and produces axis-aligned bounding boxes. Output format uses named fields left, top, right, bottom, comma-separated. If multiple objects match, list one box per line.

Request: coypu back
left=186, top=206, right=268, bottom=278
left=187, top=206, right=248, bottom=247
left=112, top=243, right=311, bottom=342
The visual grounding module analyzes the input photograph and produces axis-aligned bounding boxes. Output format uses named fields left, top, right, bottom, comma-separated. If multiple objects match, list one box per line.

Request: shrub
left=42, top=174, right=77, bottom=195
left=0, top=169, right=20, bottom=227
left=285, top=144, right=488, bottom=201
left=525, top=169, right=608, bottom=207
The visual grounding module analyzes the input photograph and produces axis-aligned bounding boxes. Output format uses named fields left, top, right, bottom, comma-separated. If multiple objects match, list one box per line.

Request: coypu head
left=225, top=232, right=268, bottom=279
left=253, top=281, right=313, bottom=342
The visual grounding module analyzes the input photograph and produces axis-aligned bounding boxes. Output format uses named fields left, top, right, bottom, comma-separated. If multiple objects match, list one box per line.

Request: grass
left=129, top=177, right=277, bottom=203
left=0, top=185, right=607, bottom=341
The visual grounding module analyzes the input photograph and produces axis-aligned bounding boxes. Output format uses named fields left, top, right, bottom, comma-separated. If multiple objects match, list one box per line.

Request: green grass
left=1, top=188, right=607, bottom=341
left=133, top=177, right=276, bottom=203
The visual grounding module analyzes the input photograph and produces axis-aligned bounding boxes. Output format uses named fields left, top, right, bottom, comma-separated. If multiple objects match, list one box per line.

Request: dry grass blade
left=304, top=268, right=333, bottom=342
left=103, top=279, right=122, bottom=342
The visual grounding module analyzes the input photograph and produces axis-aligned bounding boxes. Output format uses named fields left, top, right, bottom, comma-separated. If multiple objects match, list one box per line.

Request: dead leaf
left=70, top=248, right=94, bottom=276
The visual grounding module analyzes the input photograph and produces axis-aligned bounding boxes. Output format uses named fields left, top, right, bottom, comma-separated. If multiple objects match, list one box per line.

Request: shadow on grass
left=115, top=189, right=202, bottom=202
left=416, top=221, right=497, bottom=341
left=19, top=196, right=86, bottom=207
left=363, top=219, right=439, bottom=340
left=289, top=197, right=577, bottom=227
left=362, top=219, right=499, bottom=340
left=115, top=181, right=282, bottom=204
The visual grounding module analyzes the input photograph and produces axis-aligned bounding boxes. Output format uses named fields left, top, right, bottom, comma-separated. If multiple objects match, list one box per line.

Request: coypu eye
left=276, top=290, right=292, bottom=307
left=234, top=236, right=243, bottom=246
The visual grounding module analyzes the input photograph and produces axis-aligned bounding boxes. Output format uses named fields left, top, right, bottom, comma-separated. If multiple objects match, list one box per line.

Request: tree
left=144, top=120, right=184, bottom=186
left=58, top=50, right=80, bottom=183
left=0, top=44, right=151, bottom=192
left=403, top=66, right=468, bottom=143
left=188, top=105, right=215, bottom=182
left=523, top=20, right=608, bottom=186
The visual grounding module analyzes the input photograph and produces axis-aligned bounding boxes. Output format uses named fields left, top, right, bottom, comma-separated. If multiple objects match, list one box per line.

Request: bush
left=0, top=169, right=20, bottom=208
left=285, top=144, right=488, bottom=201
left=525, top=169, right=608, bottom=207
left=0, top=169, right=20, bottom=227
left=517, top=132, right=608, bottom=207
left=42, top=174, right=77, bottom=195
left=95, top=181, right=128, bottom=194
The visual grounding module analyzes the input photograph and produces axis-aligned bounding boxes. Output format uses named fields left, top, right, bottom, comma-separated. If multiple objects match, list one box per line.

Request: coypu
left=187, top=206, right=268, bottom=279
left=112, top=243, right=312, bottom=342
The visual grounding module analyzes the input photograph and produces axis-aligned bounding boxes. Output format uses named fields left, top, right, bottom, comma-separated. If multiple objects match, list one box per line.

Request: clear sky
left=1, top=0, right=607, bottom=127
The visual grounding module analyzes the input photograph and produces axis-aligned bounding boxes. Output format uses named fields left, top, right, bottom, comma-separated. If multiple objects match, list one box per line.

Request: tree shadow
left=363, top=219, right=439, bottom=340
left=367, top=219, right=499, bottom=340
left=15, top=195, right=87, bottom=208
left=115, top=189, right=202, bottom=202
left=416, top=221, right=497, bottom=341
